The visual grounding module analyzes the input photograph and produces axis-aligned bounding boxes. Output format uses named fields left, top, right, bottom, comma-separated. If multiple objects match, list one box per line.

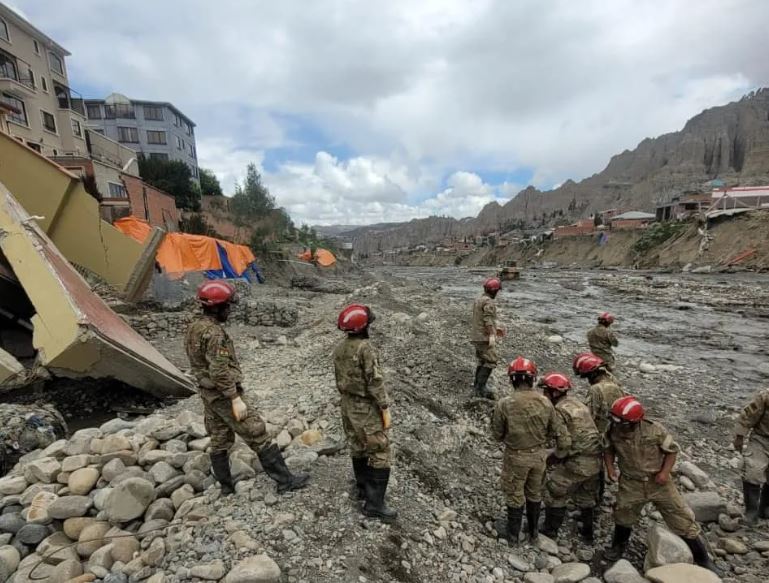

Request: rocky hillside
left=348, top=89, right=769, bottom=254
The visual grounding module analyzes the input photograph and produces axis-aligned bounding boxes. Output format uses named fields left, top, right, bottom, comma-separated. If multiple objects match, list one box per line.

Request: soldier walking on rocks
left=733, top=387, right=769, bottom=524
left=539, top=373, right=602, bottom=542
left=603, top=396, right=719, bottom=573
left=492, top=357, right=570, bottom=545
left=471, top=277, right=503, bottom=399
left=185, top=281, right=309, bottom=496
left=334, top=304, right=397, bottom=523
left=587, top=312, right=618, bottom=371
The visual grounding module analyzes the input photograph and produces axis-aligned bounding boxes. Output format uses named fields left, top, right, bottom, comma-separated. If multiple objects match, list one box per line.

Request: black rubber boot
left=473, top=366, right=482, bottom=393
left=683, top=535, right=721, bottom=575
left=210, top=450, right=235, bottom=496
left=257, top=443, right=310, bottom=494
left=604, top=525, right=632, bottom=562
left=495, top=506, right=523, bottom=545
left=525, top=500, right=541, bottom=543
left=362, top=467, right=398, bottom=523
left=351, top=457, right=367, bottom=500
left=743, top=481, right=761, bottom=525
left=759, top=483, right=769, bottom=519
left=475, top=367, right=494, bottom=399
left=578, top=507, right=595, bottom=543
left=541, top=506, right=566, bottom=539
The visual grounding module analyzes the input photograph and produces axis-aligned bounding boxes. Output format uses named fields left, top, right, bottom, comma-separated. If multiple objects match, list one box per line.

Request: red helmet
left=337, top=304, right=371, bottom=333
left=610, top=396, right=645, bottom=423
left=572, top=352, right=595, bottom=373
left=508, top=356, right=537, bottom=377
left=197, top=281, right=237, bottom=307
left=540, top=372, right=573, bottom=392
left=484, top=278, right=502, bottom=293
left=573, top=353, right=605, bottom=376
left=598, top=312, right=615, bottom=324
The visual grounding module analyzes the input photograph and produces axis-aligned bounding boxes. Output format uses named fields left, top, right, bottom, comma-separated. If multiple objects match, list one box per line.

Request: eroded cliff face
left=349, top=89, right=769, bottom=254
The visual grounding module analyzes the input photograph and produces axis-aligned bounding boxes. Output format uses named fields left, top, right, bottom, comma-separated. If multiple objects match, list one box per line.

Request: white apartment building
left=0, top=3, right=86, bottom=156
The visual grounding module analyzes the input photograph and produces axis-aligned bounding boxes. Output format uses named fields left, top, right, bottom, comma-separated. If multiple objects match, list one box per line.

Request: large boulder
left=551, top=562, right=591, bottom=583
left=645, top=563, right=722, bottom=583
left=47, top=495, right=93, bottom=519
left=683, top=492, right=726, bottom=523
left=0, top=475, right=28, bottom=495
left=225, top=555, right=281, bottom=583
left=68, top=467, right=100, bottom=495
left=604, top=559, right=646, bottom=583
left=644, top=524, right=692, bottom=571
left=105, top=478, right=155, bottom=522
left=676, top=462, right=711, bottom=489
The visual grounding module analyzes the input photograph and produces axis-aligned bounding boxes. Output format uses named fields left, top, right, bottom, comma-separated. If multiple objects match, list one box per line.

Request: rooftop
left=612, top=211, right=656, bottom=220
left=84, top=96, right=196, bottom=126
left=0, top=3, right=70, bottom=56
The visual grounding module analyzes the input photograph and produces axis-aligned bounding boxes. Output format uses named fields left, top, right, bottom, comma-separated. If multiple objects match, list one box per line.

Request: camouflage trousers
left=614, top=476, right=700, bottom=538
left=742, top=433, right=769, bottom=485
left=501, top=447, right=547, bottom=507
left=340, top=394, right=392, bottom=469
left=544, top=454, right=601, bottom=509
left=473, top=341, right=499, bottom=369
left=203, top=394, right=270, bottom=454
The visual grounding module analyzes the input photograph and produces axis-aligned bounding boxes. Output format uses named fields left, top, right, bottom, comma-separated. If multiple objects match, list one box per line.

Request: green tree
left=199, top=168, right=223, bottom=197
left=231, top=164, right=276, bottom=224
left=138, top=156, right=201, bottom=211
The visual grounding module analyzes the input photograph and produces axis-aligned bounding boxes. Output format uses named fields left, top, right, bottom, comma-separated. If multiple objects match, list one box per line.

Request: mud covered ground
left=142, top=267, right=769, bottom=582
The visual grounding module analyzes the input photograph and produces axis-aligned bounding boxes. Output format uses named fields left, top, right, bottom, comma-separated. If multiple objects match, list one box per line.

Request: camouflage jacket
left=587, top=324, right=618, bottom=362
left=606, top=419, right=680, bottom=480
left=184, top=315, right=242, bottom=402
left=492, top=388, right=570, bottom=451
left=736, top=388, right=769, bottom=438
left=554, top=396, right=602, bottom=458
left=584, top=378, right=625, bottom=435
left=333, top=336, right=389, bottom=409
left=471, top=293, right=497, bottom=342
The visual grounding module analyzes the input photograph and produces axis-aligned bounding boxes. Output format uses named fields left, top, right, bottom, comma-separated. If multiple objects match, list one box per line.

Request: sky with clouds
left=8, top=0, right=769, bottom=225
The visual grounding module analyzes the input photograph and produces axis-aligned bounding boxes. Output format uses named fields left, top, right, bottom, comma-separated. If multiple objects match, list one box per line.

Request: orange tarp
left=314, top=248, right=336, bottom=267
left=114, top=216, right=256, bottom=276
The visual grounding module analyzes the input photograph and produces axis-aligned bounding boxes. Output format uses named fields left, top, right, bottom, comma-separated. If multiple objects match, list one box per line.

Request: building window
left=71, top=118, right=82, bottom=138
left=49, top=52, right=64, bottom=75
left=0, top=19, right=8, bottom=42
left=189, top=144, right=196, bottom=158
left=185, top=122, right=193, bottom=136
left=146, top=130, right=166, bottom=145
left=27, top=69, right=35, bottom=88
left=176, top=135, right=183, bottom=150
left=174, top=113, right=181, bottom=127
left=26, top=142, right=41, bottom=152
left=41, top=110, right=57, bottom=133
left=191, top=165, right=198, bottom=178
left=143, top=105, right=163, bottom=121
left=1, top=93, right=27, bottom=126
left=40, top=76, right=48, bottom=92
left=0, top=51, right=18, bottom=81
left=33, top=40, right=40, bottom=54
left=149, top=152, right=169, bottom=161
left=107, top=182, right=128, bottom=198
left=86, top=104, right=101, bottom=119
left=105, top=103, right=135, bottom=119
left=117, top=126, right=139, bottom=143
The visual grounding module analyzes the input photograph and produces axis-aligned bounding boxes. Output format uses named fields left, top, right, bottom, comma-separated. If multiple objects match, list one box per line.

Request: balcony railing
left=54, top=83, right=85, bottom=116
left=0, top=49, right=35, bottom=92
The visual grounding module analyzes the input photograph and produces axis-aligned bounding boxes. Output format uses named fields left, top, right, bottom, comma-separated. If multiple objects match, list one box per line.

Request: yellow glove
left=381, top=407, right=392, bottom=430
left=231, top=396, right=247, bottom=421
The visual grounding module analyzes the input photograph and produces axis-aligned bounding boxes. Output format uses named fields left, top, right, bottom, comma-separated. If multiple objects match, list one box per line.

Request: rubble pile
left=2, top=267, right=768, bottom=582
left=128, top=299, right=299, bottom=339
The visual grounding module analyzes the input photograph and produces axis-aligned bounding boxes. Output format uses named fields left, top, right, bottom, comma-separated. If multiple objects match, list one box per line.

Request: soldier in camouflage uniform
left=334, top=304, right=397, bottom=522
left=0, top=403, right=67, bottom=475
left=733, top=387, right=769, bottom=524
left=185, top=281, right=309, bottom=496
left=539, top=373, right=602, bottom=542
left=470, top=277, right=503, bottom=399
left=587, top=312, right=619, bottom=371
left=492, top=357, right=570, bottom=545
left=604, top=396, right=718, bottom=573
left=573, top=353, right=624, bottom=436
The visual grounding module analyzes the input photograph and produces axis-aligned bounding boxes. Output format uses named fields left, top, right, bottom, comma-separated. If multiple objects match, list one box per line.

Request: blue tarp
left=205, top=243, right=265, bottom=283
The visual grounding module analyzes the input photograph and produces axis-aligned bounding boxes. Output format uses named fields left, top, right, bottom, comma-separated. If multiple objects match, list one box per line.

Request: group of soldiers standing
left=182, top=276, right=769, bottom=576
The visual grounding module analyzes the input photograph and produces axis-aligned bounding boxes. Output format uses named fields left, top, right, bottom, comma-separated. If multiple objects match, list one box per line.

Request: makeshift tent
left=296, top=247, right=337, bottom=267
left=114, top=216, right=262, bottom=281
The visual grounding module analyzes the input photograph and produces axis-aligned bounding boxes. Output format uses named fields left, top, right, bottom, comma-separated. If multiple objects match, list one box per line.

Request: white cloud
left=12, top=0, right=769, bottom=224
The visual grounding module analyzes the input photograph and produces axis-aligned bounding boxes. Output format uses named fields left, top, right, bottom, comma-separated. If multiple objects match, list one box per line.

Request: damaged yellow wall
left=0, top=347, right=24, bottom=384
left=0, top=132, right=157, bottom=295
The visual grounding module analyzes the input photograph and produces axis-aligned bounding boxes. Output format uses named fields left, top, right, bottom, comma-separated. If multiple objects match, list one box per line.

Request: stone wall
left=127, top=299, right=298, bottom=339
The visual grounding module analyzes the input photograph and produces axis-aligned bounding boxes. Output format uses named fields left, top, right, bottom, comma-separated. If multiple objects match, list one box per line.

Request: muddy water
left=381, top=266, right=769, bottom=401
